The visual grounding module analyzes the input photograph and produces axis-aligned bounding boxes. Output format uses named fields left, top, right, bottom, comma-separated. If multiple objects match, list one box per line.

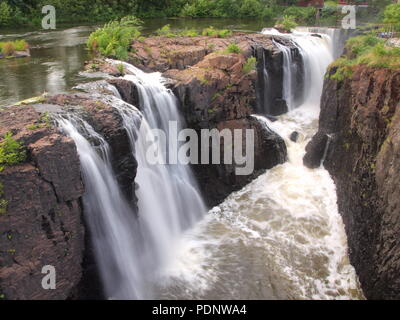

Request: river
left=0, top=18, right=271, bottom=107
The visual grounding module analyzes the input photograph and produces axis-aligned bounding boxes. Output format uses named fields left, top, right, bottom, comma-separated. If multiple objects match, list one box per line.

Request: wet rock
left=290, top=131, right=299, bottom=143
left=0, top=105, right=84, bottom=300
left=304, top=66, right=400, bottom=299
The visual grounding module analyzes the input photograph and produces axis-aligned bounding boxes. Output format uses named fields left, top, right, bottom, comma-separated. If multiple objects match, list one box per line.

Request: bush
left=0, top=132, right=26, bottom=172
left=156, top=24, right=176, bottom=37
left=202, top=26, right=232, bottom=38
left=243, top=56, right=257, bottom=73
left=0, top=1, right=11, bottom=25
left=1, top=42, right=15, bottom=56
left=383, top=3, right=400, bottom=31
left=283, top=6, right=316, bottom=24
left=0, top=40, right=29, bottom=56
left=87, top=16, right=142, bottom=60
left=226, top=43, right=241, bottom=54
left=280, top=15, right=298, bottom=32
left=14, top=40, right=29, bottom=51
left=330, top=34, right=400, bottom=81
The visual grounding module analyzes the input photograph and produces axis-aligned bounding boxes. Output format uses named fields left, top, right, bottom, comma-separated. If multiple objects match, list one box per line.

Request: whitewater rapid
left=153, top=28, right=364, bottom=300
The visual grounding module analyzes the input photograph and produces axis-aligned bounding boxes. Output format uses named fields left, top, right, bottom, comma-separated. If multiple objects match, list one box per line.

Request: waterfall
left=273, top=40, right=295, bottom=111
left=153, top=28, right=363, bottom=299
left=263, top=28, right=334, bottom=112
left=57, top=61, right=206, bottom=299
left=112, top=61, right=206, bottom=269
left=56, top=114, right=147, bottom=299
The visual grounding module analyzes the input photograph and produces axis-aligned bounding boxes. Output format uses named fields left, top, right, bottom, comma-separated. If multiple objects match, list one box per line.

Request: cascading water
left=56, top=113, right=147, bottom=299
left=153, top=28, right=364, bottom=299
left=58, top=62, right=206, bottom=299
left=273, top=40, right=295, bottom=111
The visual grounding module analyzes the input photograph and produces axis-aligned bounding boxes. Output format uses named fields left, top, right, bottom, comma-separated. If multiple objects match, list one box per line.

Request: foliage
left=0, top=132, right=26, bottom=172
left=329, top=34, right=400, bottom=81
left=283, top=6, right=316, bottom=25
left=156, top=24, right=176, bottom=37
left=202, top=26, right=232, bottom=38
left=243, top=56, right=257, bottom=73
left=279, top=15, right=298, bottom=32
left=87, top=16, right=142, bottom=60
left=0, top=1, right=11, bottom=25
left=226, top=43, right=241, bottom=54
left=383, top=3, right=400, bottom=31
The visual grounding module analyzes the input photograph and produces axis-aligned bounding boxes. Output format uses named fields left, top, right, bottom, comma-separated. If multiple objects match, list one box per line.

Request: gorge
left=0, top=21, right=398, bottom=300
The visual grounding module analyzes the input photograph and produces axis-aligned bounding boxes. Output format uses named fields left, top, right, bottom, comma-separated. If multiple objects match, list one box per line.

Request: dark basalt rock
left=0, top=106, right=85, bottom=300
left=290, top=131, right=300, bottom=143
left=304, top=66, right=400, bottom=299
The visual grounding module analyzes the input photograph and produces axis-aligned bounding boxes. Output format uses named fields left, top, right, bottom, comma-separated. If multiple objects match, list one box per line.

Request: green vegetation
left=0, top=1, right=397, bottom=27
left=330, top=34, right=400, bottom=81
left=279, top=15, right=298, bottom=32
left=243, top=56, right=257, bottom=74
left=156, top=24, right=200, bottom=37
left=225, top=43, right=241, bottom=54
left=202, top=26, right=232, bottom=38
left=0, top=132, right=26, bottom=172
left=0, top=183, right=7, bottom=215
left=87, top=16, right=142, bottom=60
left=383, top=3, right=400, bottom=31
left=27, top=112, right=52, bottom=130
left=0, top=40, right=29, bottom=56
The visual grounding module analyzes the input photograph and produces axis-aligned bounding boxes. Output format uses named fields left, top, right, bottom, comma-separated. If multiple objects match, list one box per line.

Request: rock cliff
left=304, top=66, right=400, bottom=299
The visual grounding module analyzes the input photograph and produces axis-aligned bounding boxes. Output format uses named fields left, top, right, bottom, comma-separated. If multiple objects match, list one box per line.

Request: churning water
left=153, top=28, right=364, bottom=299
left=56, top=27, right=363, bottom=300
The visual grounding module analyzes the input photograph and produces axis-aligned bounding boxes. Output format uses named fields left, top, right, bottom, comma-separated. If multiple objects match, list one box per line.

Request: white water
left=116, top=61, right=207, bottom=281
left=273, top=40, right=295, bottom=111
left=154, top=28, right=364, bottom=299
left=57, top=114, right=147, bottom=299
left=63, top=61, right=206, bottom=298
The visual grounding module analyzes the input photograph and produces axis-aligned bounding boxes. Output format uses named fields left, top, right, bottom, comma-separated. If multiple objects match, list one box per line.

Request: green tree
left=0, top=1, right=12, bottom=25
left=383, top=3, right=400, bottom=31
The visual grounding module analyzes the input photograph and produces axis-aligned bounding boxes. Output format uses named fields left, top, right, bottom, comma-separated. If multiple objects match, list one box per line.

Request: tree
left=0, top=1, right=12, bottom=25
left=383, top=3, right=400, bottom=30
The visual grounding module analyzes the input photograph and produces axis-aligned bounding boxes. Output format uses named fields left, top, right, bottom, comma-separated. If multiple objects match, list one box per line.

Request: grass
left=87, top=15, right=142, bottom=60
left=225, top=43, right=241, bottom=54
left=202, top=26, right=232, bottom=38
left=243, top=56, right=257, bottom=73
left=0, top=132, right=26, bottom=172
left=329, top=34, right=400, bottom=81
left=0, top=40, right=28, bottom=56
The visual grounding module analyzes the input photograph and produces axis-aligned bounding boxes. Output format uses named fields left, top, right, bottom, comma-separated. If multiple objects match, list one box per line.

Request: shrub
left=0, top=183, right=7, bottom=215
left=281, top=15, right=298, bottom=32
left=283, top=6, right=316, bottom=24
left=329, top=34, right=400, bottom=81
left=14, top=40, right=29, bottom=51
left=0, top=1, right=11, bottom=26
left=383, top=3, right=400, bottom=31
left=202, top=26, right=232, bottom=38
left=1, top=42, right=15, bottom=56
left=0, top=132, right=26, bottom=172
left=179, top=29, right=199, bottom=37
left=243, top=56, right=257, bottom=73
left=156, top=24, right=176, bottom=37
left=226, top=43, right=241, bottom=54
left=87, top=16, right=142, bottom=60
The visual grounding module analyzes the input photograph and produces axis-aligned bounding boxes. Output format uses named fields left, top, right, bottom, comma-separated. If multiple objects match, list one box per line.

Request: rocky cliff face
left=304, top=66, right=400, bottom=299
left=0, top=105, right=84, bottom=300
left=123, top=34, right=287, bottom=206
left=0, top=89, right=141, bottom=299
